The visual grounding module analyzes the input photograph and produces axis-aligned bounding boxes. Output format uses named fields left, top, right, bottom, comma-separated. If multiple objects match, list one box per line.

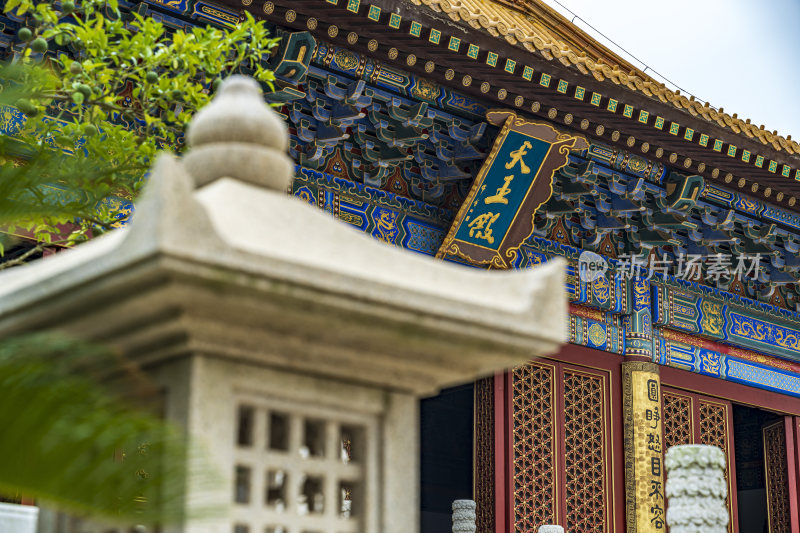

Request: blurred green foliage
left=0, top=334, right=219, bottom=527
left=0, top=0, right=277, bottom=255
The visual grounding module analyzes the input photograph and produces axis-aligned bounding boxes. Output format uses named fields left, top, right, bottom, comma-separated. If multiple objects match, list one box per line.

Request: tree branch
left=0, top=244, right=46, bottom=271
left=0, top=235, right=79, bottom=271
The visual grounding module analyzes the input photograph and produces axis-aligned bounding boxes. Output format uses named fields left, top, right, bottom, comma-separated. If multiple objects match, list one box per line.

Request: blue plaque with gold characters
left=436, top=110, right=589, bottom=268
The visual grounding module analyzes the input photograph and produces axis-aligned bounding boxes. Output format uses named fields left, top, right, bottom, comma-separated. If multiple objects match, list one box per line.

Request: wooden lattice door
left=661, top=387, right=739, bottom=532
left=476, top=355, right=622, bottom=533
left=762, top=417, right=800, bottom=533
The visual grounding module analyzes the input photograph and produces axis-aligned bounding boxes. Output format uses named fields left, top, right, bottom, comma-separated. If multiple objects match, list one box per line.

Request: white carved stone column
left=665, top=444, right=729, bottom=533
left=537, top=525, right=564, bottom=533
left=451, top=500, right=476, bottom=533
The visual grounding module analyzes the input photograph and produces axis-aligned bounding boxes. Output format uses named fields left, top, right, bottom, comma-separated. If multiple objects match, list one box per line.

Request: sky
left=540, top=0, right=800, bottom=141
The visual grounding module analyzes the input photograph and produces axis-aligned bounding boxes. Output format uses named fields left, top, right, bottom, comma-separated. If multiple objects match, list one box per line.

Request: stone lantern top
left=0, top=76, right=568, bottom=395
left=183, top=76, right=293, bottom=189
left=186, top=76, right=288, bottom=152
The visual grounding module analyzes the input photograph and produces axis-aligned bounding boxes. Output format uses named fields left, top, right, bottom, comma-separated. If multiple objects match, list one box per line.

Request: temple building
left=2, top=0, right=800, bottom=532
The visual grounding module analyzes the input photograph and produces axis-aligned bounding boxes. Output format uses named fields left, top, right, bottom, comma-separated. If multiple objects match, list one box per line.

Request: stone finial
left=451, top=500, right=476, bottom=533
left=665, top=445, right=729, bottom=533
left=183, top=75, right=293, bottom=190
left=537, top=526, right=564, bottom=533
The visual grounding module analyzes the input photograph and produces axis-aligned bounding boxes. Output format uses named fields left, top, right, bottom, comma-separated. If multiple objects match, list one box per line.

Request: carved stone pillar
left=537, top=525, right=564, bottom=533
left=665, top=445, right=729, bottom=533
left=451, top=499, right=476, bottom=533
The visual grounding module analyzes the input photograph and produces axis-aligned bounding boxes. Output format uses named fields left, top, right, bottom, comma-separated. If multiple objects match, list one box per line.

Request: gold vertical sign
left=623, top=363, right=665, bottom=532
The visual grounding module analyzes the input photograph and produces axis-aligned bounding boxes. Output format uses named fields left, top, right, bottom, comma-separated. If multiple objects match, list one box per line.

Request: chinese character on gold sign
left=485, top=175, right=514, bottom=205
left=505, top=141, right=533, bottom=174
left=468, top=212, right=500, bottom=244
left=485, top=141, right=533, bottom=205
left=632, top=372, right=665, bottom=531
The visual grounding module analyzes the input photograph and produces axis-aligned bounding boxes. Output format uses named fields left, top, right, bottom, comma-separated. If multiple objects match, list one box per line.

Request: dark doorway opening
left=420, top=383, right=474, bottom=533
left=733, top=404, right=781, bottom=533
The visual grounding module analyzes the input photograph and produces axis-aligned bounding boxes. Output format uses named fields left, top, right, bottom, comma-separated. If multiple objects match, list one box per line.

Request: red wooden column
left=794, top=417, right=800, bottom=529
left=723, top=401, right=740, bottom=532
left=494, top=371, right=509, bottom=533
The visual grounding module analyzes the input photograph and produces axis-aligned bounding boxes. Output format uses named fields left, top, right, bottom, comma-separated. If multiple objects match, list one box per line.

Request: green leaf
left=4, top=0, right=23, bottom=14
left=0, top=5, right=277, bottom=246
left=0, top=334, right=221, bottom=524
